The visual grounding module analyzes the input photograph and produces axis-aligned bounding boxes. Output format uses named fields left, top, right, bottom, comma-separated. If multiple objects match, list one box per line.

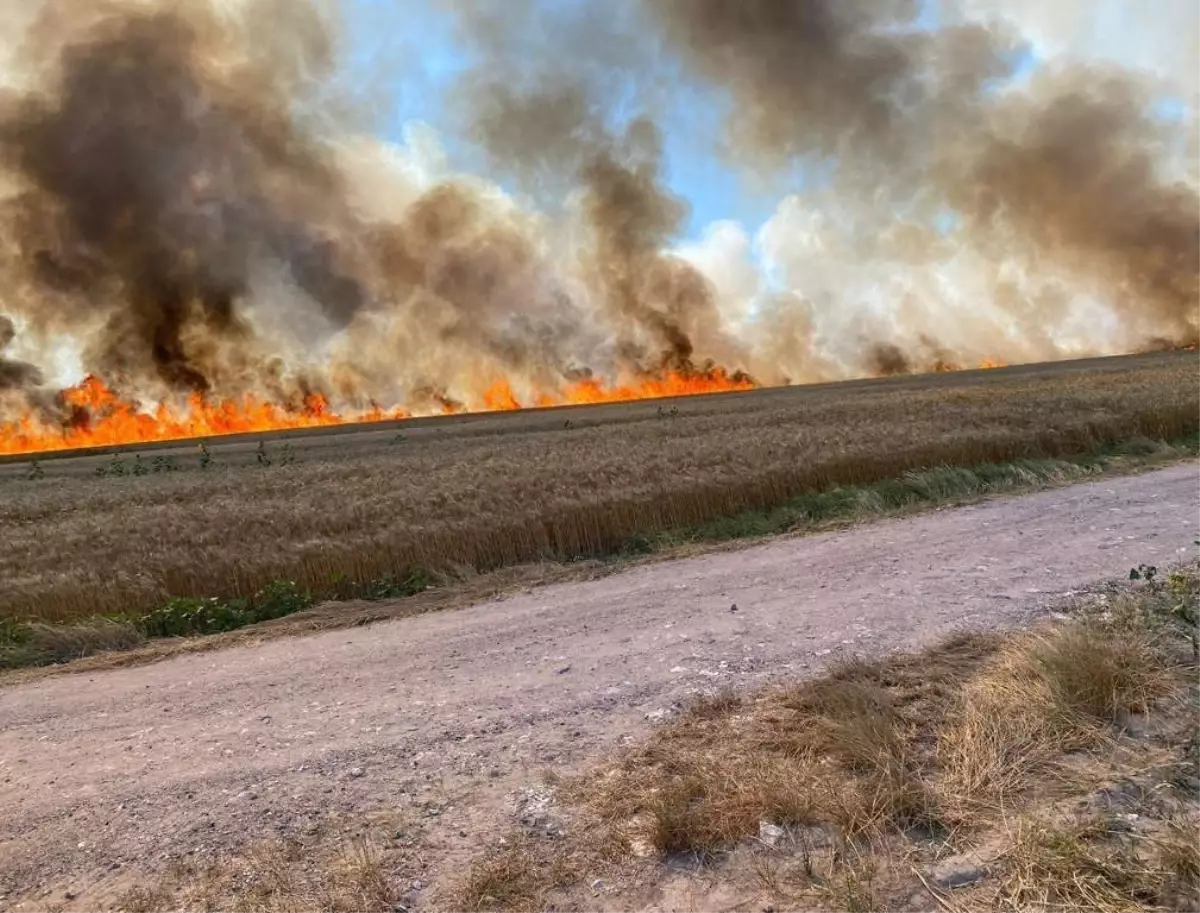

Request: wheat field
left=1, top=351, right=1196, bottom=626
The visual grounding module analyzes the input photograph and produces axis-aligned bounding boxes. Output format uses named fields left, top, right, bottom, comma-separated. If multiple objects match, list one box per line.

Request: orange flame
left=0, top=360, right=1014, bottom=457
left=0, top=370, right=755, bottom=456
left=934, top=358, right=1007, bottom=373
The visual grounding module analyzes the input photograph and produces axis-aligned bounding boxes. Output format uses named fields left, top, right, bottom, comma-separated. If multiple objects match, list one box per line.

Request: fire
left=0, top=369, right=755, bottom=456
left=934, top=358, right=1007, bottom=373
left=0, top=360, right=1014, bottom=457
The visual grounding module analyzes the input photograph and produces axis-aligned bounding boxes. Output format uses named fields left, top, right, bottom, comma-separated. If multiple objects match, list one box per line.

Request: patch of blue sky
left=1150, top=96, right=1191, bottom=124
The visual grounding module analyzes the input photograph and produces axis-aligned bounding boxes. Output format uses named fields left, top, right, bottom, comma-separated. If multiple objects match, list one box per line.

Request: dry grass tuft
left=113, top=837, right=400, bottom=913
left=1032, top=617, right=1182, bottom=720
left=683, top=687, right=744, bottom=720
left=938, top=606, right=1187, bottom=814
left=451, top=829, right=629, bottom=912
left=454, top=837, right=549, bottom=912
left=1000, top=815, right=1151, bottom=912
left=641, top=757, right=827, bottom=855
left=1159, top=818, right=1200, bottom=907
left=816, top=858, right=880, bottom=913
left=999, top=811, right=1200, bottom=913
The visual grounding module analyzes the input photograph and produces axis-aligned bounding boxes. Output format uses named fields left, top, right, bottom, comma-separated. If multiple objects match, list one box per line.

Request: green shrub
left=134, top=581, right=315, bottom=638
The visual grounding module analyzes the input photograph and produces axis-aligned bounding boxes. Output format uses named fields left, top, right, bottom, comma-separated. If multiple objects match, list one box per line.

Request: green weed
left=134, top=580, right=314, bottom=638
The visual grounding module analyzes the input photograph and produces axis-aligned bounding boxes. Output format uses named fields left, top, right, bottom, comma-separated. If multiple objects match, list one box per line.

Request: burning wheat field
left=0, top=0, right=1196, bottom=453
left=0, top=0, right=1198, bottom=666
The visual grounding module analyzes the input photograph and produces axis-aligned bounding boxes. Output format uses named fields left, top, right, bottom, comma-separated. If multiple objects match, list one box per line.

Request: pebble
left=349, top=767, right=365, bottom=778
left=930, top=857, right=988, bottom=890
left=758, top=821, right=785, bottom=847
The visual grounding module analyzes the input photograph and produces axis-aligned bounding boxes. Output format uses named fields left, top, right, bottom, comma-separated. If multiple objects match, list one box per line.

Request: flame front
left=0, top=370, right=757, bottom=456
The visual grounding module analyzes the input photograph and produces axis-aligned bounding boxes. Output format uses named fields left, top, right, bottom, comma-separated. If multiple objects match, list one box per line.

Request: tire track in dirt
left=1, top=463, right=1197, bottom=904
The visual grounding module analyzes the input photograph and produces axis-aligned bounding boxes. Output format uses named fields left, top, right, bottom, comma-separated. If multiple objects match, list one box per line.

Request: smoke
left=645, top=0, right=1010, bottom=170
left=0, top=315, right=41, bottom=388
left=0, top=0, right=1194, bottom=427
left=645, top=0, right=1199, bottom=361
left=0, top=0, right=369, bottom=397
left=445, top=2, right=748, bottom=377
left=955, top=67, right=1200, bottom=344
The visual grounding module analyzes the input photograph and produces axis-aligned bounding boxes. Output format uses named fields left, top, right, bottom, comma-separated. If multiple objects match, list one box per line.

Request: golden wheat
left=1, top=351, right=1195, bottom=623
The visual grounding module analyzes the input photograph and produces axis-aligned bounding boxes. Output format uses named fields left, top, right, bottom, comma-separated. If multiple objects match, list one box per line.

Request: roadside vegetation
left=0, top=352, right=1196, bottom=670
left=98, top=565, right=1199, bottom=912
left=448, top=565, right=1200, bottom=912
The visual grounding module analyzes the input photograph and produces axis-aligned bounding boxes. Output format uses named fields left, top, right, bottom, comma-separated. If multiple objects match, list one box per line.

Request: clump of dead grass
left=452, top=829, right=630, bottom=912
left=0, top=618, right=144, bottom=669
left=454, top=836, right=551, bottom=912
left=114, top=837, right=400, bottom=913
left=453, top=570, right=1198, bottom=911
left=938, top=599, right=1187, bottom=814
left=1033, top=617, right=1182, bottom=720
left=998, top=810, right=1200, bottom=913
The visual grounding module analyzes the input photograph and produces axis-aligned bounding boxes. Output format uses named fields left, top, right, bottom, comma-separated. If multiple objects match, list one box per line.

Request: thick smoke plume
left=0, top=0, right=366, bottom=400
left=645, top=0, right=1199, bottom=366
left=0, top=0, right=1195, bottom=425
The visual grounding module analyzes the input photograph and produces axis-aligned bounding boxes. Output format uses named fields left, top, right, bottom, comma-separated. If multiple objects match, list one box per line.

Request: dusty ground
left=0, top=462, right=1196, bottom=909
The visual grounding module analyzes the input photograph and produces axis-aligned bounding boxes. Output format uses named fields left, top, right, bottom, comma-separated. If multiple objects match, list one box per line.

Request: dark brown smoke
left=445, top=3, right=748, bottom=377
left=953, top=68, right=1200, bottom=344
left=359, top=181, right=584, bottom=379
left=866, top=342, right=912, bottom=377
left=643, top=0, right=1013, bottom=174
left=0, top=0, right=368, bottom=393
left=578, top=120, right=717, bottom=372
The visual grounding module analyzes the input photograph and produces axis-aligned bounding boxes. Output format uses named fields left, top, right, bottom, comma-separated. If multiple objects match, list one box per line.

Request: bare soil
left=0, top=462, right=1196, bottom=910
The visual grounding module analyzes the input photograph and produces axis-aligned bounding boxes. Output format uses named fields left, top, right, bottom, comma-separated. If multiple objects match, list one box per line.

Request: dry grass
left=999, top=811, right=1200, bottom=912
left=86, top=571, right=1198, bottom=912
left=447, top=568, right=1199, bottom=912
left=113, top=836, right=402, bottom=913
left=454, top=831, right=630, bottom=913
left=1, top=351, right=1195, bottom=627
left=0, top=617, right=145, bottom=668
left=938, top=595, right=1187, bottom=813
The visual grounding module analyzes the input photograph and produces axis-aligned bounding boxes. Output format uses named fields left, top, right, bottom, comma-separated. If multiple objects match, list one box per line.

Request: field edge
left=3, top=432, right=1196, bottom=680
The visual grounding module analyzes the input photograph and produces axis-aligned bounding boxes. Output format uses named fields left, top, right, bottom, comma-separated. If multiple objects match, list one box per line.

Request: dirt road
left=1, top=463, right=1197, bottom=906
